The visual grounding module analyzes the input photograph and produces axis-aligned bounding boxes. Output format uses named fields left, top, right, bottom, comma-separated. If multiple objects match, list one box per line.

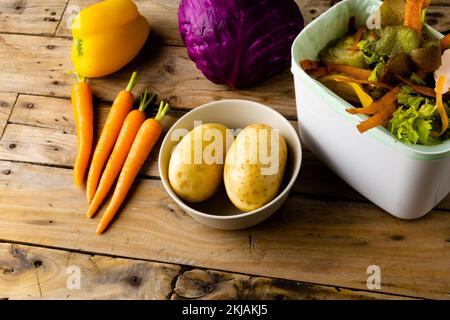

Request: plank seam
left=54, top=0, right=71, bottom=37
left=1, top=158, right=450, bottom=213
left=0, top=239, right=426, bottom=300
left=0, top=93, right=18, bottom=141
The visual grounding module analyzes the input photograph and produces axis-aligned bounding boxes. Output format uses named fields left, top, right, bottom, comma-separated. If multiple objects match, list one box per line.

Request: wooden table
left=0, top=0, right=449, bottom=300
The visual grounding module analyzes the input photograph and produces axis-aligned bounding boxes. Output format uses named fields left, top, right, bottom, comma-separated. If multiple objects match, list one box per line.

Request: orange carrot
left=396, top=75, right=437, bottom=97
left=86, top=72, right=139, bottom=203
left=347, top=86, right=400, bottom=115
left=422, top=0, right=431, bottom=8
left=300, top=59, right=321, bottom=71
left=86, top=90, right=155, bottom=218
left=441, top=34, right=450, bottom=51
left=404, top=0, right=423, bottom=33
left=356, top=87, right=400, bottom=133
left=432, top=76, right=448, bottom=136
left=326, top=64, right=372, bottom=79
left=96, top=101, right=170, bottom=234
left=71, top=76, right=94, bottom=188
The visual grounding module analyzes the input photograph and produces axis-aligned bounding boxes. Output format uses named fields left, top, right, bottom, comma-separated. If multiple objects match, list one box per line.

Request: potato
left=224, top=124, right=287, bottom=212
left=168, top=123, right=229, bottom=203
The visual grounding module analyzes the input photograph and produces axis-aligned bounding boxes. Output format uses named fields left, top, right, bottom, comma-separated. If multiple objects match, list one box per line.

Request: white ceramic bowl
left=291, top=0, right=450, bottom=219
left=158, top=99, right=302, bottom=230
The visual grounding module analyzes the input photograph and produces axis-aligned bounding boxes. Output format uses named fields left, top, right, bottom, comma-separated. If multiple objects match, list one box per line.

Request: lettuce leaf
left=388, top=86, right=438, bottom=145
left=358, top=40, right=384, bottom=65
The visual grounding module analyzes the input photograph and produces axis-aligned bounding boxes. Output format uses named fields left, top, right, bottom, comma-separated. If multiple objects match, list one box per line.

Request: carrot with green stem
left=86, top=71, right=140, bottom=203
left=71, top=74, right=94, bottom=188
left=86, top=90, right=155, bottom=218
left=96, top=100, right=170, bottom=234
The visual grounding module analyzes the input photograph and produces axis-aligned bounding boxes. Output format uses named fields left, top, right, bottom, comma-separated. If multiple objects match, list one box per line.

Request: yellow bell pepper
left=71, top=0, right=150, bottom=78
left=347, top=82, right=374, bottom=108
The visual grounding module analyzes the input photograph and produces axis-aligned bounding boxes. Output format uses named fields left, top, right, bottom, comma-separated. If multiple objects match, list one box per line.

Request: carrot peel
left=404, top=0, right=423, bottom=33
left=432, top=76, right=448, bottom=137
left=352, top=87, right=400, bottom=133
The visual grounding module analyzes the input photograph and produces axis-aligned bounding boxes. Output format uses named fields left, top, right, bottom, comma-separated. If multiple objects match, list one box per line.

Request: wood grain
left=55, top=0, right=450, bottom=44
left=56, top=0, right=182, bottom=46
left=0, top=243, right=409, bottom=300
left=0, top=0, right=67, bottom=36
left=0, top=243, right=180, bottom=299
left=0, top=92, right=16, bottom=139
left=0, top=160, right=449, bottom=299
left=0, top=34, right=298, bottom=118
left=3, top=93, right=450, bottom=210
left=171, top=269, right=412, bottom=300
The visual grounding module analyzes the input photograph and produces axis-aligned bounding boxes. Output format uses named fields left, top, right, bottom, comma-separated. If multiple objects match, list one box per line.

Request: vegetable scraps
left=178, top=0, right=304, bottom=88
left=300, top=0, right=450, bottom=146
left=71, top=0, right=149, bottom=78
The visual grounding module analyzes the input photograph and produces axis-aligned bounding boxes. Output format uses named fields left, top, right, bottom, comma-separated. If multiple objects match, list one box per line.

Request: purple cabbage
left=178, top=0, right=304, bottom=89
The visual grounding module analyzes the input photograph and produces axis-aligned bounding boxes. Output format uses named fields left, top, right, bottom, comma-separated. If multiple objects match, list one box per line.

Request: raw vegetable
left=96, top=101, right=170, bottom=234
left=374, top=26, right=421, bottom=57
left=86, top=90, right=155, bottom=218
left=71, top=76, right=94, bottom=188
left=300, top=0, right=450, bottom=145
left=86, top=72, right=139, bottom=203
left=348, top=86, right=400, bottom=116
left=346, top=83, right=373, bottom=108
left=326, top=64, right=372, bottom=79
left=382, top=52, right=413, bottom=83
left=442, top=35, right=450, bottom=51
left=224, top=124, right=287, bottom=212
left=71, top=0, right=149, bottom=78
left=168, top=123, right=229, bottom=203
left=178, top=0, right=303, bottom=88
left=355, top=87, right=401, bottom=133
left=389, top=86, right=437, bottom=144
left=404, top=0, right=424, bottom=33
left=320, top=74, right=394, bottom=90
left=433, top=75, right=449, bottom=136
left=319, top=35, right=368, bottom=68
left=410, top=40, right=442, bottom=72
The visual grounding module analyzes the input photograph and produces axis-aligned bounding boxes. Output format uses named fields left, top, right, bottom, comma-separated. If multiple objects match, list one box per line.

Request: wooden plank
left=0, top=242, right=408, bottom=300
left=56, top=0, right=343, bottom=45
left=0, top=160, right=449, bottom=299
left=0, top=92, right=16, bottom=138
left=0, top=0, right=67, bottom=36
left=56, top=0, right=182, bottom=46
left=427, top=6, right=450, bottom=33
left=0, top=242, right=180, bottom=299
left=4, top=93, right=450, bottom=211
left=54, top=0, right=450, bottom=44
left=171, top=269, right=412, bottom=300
left=0, top=34, right=298, bottom=119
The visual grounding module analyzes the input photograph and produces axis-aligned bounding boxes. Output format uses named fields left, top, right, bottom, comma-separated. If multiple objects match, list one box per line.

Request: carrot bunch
left=96, top=99, right=169, bottom=234
left=70, top=73, right=170, bottom=234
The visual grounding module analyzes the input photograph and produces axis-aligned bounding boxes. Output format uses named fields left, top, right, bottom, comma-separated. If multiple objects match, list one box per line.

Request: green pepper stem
left=138, top=89, right=156, bottom=113
left=126, top=71, right=140, bottom=92
left=155, top=101, right=170, bottom=122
